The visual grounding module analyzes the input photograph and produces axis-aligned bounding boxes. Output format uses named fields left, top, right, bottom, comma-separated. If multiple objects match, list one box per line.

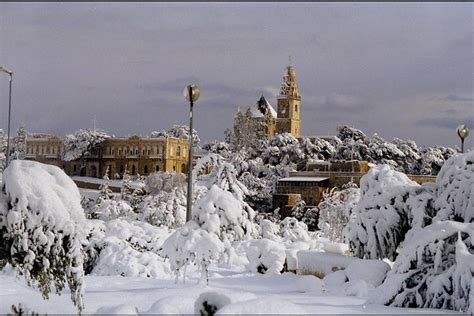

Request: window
left=142, top=149, right=145, bottom=156
left=119, top=149, right=122, bottom=155
left=176, top=146, right=181, bottom=157
left=111, top=148, right=115, bottom=155
left=130, top=149, right=133, bottom=155
left=155, top=165, right=160, bottom=172
left=295, top=104, right=298, bottom=112
left=73, top=165, right=77, bottom=172
left=132, top=165, right=136, bottom=175
left=147, top=149, right=151, bottom=155
left=120, top=165, right=124, bottom=173
left=144, top=165, right=148, bottom=174
left=173, top=165, right=176, bottom=171
left=135, top=148, right=138, bottom=155
left=181, top=163, right=186, bottom=173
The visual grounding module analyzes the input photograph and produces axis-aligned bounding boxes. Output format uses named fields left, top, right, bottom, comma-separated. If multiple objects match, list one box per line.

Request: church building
left=233, top=63, right=302, bottom=146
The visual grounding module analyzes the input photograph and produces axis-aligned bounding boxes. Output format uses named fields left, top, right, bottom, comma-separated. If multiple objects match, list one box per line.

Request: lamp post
left=457, top=124, right=469, bottom=153
left=0, top=67, right=13, bottom=167
left=183, top=84, right=200, bottom=222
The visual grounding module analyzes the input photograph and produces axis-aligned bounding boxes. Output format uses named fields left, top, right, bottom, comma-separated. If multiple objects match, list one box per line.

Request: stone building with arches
left=64, top=135, right=189, bottom=178
left=25, top=134, right=189, bottom=179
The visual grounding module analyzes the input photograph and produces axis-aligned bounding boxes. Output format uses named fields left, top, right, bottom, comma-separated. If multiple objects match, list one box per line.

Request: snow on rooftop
left=279, top=176, right=329, bottom=182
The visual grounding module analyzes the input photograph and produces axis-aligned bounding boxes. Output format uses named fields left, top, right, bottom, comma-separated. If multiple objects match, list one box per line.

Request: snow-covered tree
left=0, top=161, right=86, bottom=312
left=63, top=128, right=111, bottom=162
left=160, top=220, right=224, bottom=285
left=334, top=125, right=455, bottom=176
left=317, top=182, right=360, bottom=242
left=11, top=124, right=27, bottom=161
left=290, top=195, right=306, bottom=221
left=349, top=152, right=474, bottom=314
left=232, top=108, right=267, bottom=151
left=0, top=129, right=6, bottom=172
left=120, top=165, right=133, bottom=200
left=192, top=185, right=258, bottom=244
left=151, top=125, right=200, bottom=146
left=344, top=164, right=419, bottom=260
left=99, top=166, right=113, bottom=201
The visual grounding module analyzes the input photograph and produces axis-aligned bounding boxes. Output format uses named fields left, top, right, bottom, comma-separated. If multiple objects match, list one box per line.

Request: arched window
left=156, top=165, right=160, bottom=172
left=135, top=148, right=138, bottom=155
left=181, top=163, right=186, bottom=173
left=176, top=146, right=181, bottom=157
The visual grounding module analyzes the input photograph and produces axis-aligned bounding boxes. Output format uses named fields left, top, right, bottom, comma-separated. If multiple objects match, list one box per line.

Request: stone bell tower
left=276, top=63, right=301, bottom=137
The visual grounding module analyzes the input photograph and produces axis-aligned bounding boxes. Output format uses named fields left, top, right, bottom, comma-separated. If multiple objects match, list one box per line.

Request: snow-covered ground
left=0, top=265, right=455, bottom=314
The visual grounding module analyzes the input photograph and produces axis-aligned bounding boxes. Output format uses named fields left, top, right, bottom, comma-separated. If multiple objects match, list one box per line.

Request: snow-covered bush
left=192, top=185, right=258, bottom=244
left=160, top=220, right=224, bottom=284
left=83, top=218, right=171, bottom=277
left=280, top=217, right=311, bottom=242
left=194, top=292, right=232, bottom=316
left=245, top=239, right=286, bottom=274
left=144, top=171, right=187, bottom=195
left=63, top=128, right=111, bottom=162
left=344, top=164, right=419, bottom=260
left=318, top=182, right=360, bottom=242
left=0, top=160, right=85, bottom=312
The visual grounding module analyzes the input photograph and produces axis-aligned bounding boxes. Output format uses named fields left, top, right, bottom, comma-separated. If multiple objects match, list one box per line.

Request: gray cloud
left=442, top=94, right=473, bottom=102
left=0, top=3, right=472, bottom=147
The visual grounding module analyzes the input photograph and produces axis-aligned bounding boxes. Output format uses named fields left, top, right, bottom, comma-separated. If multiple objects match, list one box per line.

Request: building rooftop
left=279, top=176, right=329, bottom=182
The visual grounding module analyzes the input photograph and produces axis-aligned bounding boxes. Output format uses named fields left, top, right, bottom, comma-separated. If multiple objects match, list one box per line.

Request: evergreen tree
left=11, top=124, right=27, bottom=161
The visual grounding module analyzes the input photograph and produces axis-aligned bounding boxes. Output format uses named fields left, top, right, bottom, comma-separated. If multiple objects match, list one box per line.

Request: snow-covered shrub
left=345, top=259, right=390, bottom=287
left=0, top=160, right=85, bottom=312
left=297, top=251, right=357, bottom=278
left=364, top=152, right=474, bottom=314
left=92, top=199, right=133, bottom=221
left=63, top=128, right=111, bottom=161
left=290, top=196, right=306, bottom=220
left=344, top=164, right=419, bottom=260
left=194, top=292, right=231, bottom=316
left=160, top=220, right=224, bottom=284
left=192, top=185, right=258, bottom=243
left=318, top=182, right=360, bottom=242
left=144, top=171, right=187, bottom=195
left=280, top=217, right=310, bottom=242
left=83, top=218, right=171, bottom=277
left=259, top=219, right=281, bottom=240
left=245, top=239, right=286, bottom=274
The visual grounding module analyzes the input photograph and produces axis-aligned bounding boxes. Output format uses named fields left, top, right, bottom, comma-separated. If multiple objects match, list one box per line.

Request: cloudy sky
left=0, top=2, right=472, bottom=148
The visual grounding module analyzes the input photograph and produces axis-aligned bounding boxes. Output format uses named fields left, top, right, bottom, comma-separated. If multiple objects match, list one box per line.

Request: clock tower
left=276, top=63, right=301, bottom=137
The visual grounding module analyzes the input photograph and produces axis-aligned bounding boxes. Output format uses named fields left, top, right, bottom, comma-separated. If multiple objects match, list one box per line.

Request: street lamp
left=457, top=124, right=469, bottom=153
left=0, top=66, right=13, bottom=167
left=183, top=84, right=200, bottom=222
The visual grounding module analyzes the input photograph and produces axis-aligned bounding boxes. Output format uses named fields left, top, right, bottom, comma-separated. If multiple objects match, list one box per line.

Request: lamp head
left=183, top=84, right=200, bottom=103
left=0, top=67, right=12, bottom=75
left=457, top=125, right=469, bottom=140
